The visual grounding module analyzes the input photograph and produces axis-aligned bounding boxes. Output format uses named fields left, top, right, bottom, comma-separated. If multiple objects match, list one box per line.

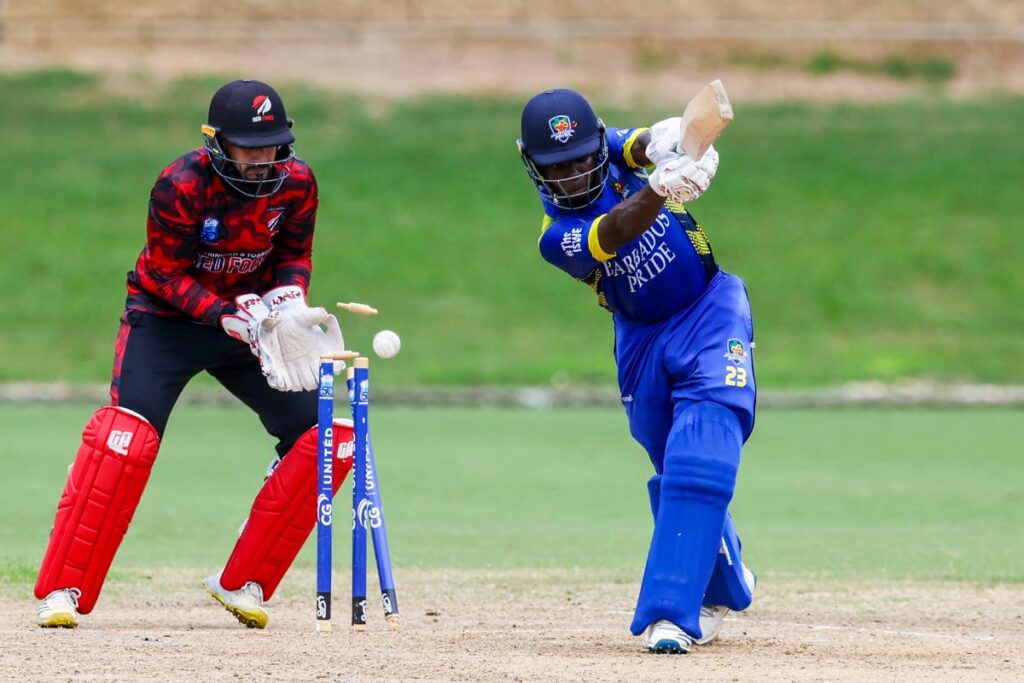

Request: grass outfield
left=3, top=71, right=1022, bottom=387
left=2, top=403, right=1021, bottom=588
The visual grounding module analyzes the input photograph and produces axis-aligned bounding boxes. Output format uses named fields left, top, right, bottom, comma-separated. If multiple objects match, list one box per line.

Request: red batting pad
left=220, top=420, right=354, bottom=600
left=35, top=407, right=160, bottom=613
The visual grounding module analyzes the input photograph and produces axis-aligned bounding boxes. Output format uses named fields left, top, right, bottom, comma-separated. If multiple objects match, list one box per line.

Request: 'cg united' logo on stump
left=548, top=115, right=577, bottom=143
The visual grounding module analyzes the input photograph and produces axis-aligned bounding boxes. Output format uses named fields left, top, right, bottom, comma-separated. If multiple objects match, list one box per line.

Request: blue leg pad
left=630, top=401, right=742, bottom=637
left=702, top=513, right=754, bottom=611
left=646, top=474, right=661, bottom=520
left=648, top=471, right=753, bottom=611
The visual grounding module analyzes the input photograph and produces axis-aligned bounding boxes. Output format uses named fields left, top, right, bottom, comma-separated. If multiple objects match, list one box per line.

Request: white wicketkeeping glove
left=220, top=293, right=270, bottom=348
left=645, top=116, right=683, bottom=165
left=219, top=293, right=285, bottom=387
left=262, top=285, right=307, bottom=313
left=648, top=145, right=720, bottom=204
left=259, top=307, right=346, bottom=392
left=263, top=285, right=347, bottom=379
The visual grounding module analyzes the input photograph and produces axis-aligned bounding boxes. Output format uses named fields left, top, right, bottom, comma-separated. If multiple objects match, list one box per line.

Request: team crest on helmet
left=723, top=338, right=748, bottom=365
left=548, top=115, right=577, bottom=143
left=251, top=95, right=275, bottom=122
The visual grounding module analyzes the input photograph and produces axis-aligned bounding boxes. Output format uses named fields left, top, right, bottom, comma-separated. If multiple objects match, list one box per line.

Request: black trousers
left=111, top=310, right=317, bottom=456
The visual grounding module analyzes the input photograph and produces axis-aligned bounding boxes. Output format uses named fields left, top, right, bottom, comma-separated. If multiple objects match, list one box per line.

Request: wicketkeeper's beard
left=236, top=163, right=272, bottom=181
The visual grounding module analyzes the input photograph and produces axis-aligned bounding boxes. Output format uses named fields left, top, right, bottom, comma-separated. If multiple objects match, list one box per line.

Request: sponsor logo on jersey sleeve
left=560, top=226, right=583, bottom=257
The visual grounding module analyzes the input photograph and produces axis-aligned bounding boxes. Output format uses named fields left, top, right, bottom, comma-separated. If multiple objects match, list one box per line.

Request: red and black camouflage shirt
left=125, top=148, right=318, bottom=325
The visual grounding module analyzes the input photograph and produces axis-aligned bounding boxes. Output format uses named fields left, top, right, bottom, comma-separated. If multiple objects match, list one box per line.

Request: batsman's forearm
left=629, top=131, right=653, bottom=168
left=595, top=187, right=666, bottom=254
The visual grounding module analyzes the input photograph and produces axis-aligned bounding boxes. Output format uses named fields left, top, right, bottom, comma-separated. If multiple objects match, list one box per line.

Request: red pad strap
left=35, top=406, right=160, bottom=614
left=220, top=420, right=354, bottom=599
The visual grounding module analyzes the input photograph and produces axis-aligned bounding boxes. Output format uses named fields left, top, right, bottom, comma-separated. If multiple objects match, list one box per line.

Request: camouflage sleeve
left=133, top=173, right=232, bottom=324
left=271, top=168, right=318, bottom=292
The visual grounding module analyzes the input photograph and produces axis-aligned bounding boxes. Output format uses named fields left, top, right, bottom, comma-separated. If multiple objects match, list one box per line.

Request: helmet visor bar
left=205, top=141, right=296, bottom=199
left=520, top=139, right=609, bottom=209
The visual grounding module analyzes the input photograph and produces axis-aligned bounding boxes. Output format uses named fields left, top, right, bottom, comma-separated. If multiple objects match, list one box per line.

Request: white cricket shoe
left=642, top=619, right=693, bottom=654
left=203, top=571, right=268, bottom=629
left=696, top=564, right=757, bottom=645
left=696, top=604, right=729, bottom=645
left=37, top=588, right=81, bottom=628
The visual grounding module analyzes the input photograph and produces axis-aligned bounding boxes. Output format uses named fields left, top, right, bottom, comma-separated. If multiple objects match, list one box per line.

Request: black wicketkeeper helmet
left=201, top=79, right=296, bottom=198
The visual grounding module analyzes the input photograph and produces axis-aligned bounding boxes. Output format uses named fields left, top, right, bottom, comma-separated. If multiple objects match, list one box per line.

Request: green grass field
left=3, top=403, right=1021, bottom=589
left=3, top=71, right=1022, bottom=387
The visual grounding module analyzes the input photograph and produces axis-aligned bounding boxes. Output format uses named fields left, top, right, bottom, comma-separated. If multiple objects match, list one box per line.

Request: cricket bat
left=679, top=79, right=734, bottom=159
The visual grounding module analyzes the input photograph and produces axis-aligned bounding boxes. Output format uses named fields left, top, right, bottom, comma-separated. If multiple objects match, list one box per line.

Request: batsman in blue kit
left=517, top=89, right=757, bottom=654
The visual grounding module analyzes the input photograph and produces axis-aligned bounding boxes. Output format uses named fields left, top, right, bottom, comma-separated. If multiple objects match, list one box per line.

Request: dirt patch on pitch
left=2, top=568, right=1022, bottom=681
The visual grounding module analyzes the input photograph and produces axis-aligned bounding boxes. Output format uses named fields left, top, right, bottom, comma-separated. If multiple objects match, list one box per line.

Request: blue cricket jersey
left=537, top=127, right=718, bottom=323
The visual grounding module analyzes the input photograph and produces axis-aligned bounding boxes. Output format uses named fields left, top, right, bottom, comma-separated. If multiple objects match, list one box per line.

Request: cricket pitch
left=3, top=568, right=1022, bottom=681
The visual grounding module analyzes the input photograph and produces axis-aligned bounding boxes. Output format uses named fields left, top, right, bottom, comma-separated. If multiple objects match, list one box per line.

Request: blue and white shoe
left=641, top=619, right=693, bottom=654
left=696, top=564, right=757, bottom=645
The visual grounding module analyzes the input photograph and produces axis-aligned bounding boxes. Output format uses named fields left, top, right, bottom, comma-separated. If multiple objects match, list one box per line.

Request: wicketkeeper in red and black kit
left=35, top=79, right=354, bottom=629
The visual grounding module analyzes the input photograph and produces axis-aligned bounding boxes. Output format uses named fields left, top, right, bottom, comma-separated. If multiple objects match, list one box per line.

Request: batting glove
left=648, top=145, right=720, bottom=204
left=645, top=116, right=683, bottom=165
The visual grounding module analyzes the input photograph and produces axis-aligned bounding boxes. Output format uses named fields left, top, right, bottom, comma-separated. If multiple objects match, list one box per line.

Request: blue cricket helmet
left=517, top=89, right=609, bottom=209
